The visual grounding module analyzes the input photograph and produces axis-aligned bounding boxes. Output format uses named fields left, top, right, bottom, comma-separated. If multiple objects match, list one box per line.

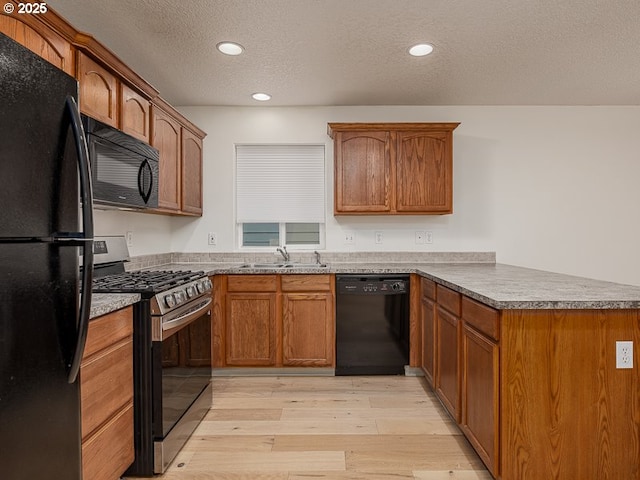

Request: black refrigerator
left=0, top=34, right=94, bottom=479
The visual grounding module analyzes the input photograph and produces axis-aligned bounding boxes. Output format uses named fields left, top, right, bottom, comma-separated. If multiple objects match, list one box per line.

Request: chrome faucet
left=314, top=250, right=321, bottom=264
left=276, top=246, right=290, bottom=262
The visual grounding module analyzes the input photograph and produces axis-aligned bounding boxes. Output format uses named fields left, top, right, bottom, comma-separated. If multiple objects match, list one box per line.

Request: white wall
left=97, top=105, right=640, bottom=286
left=93, top=209, right=173, bottom=256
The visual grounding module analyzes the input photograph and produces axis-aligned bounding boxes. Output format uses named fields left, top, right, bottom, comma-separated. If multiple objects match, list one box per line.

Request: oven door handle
left=160, top=297, right=212, bottom=340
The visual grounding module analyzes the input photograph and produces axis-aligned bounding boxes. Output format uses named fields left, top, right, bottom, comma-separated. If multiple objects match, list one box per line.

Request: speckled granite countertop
left=413, top=263, right=640, bottom=310
left=90, top=293, right=140, bottom=319
left=147, top=261, right=640, bottom=310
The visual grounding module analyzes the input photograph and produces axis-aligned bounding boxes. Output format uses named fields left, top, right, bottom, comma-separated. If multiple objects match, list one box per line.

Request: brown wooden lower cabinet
left=460, top=296, right=500, bottom=477
left=282, top=292, right=334, bottom=366
left=80, top=306, right=134, bottom=480
left=461, top=323, right=499, bottom=476
left=214, top=274, right=335, bottom=368
left=226, top=292, right=278, bottom=365
left=419, top=276, right=640, bottom=480
left=435, top=305, right=461, bottom=421
left=81, top=404, right=134, bottom=480
left=434, top=284, right=462, bottom=422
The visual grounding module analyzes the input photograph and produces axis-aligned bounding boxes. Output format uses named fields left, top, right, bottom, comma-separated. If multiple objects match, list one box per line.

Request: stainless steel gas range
left=89, top=236, right=212, bottom=476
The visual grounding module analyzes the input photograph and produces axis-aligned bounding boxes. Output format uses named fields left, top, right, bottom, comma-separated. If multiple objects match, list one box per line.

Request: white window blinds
left=236, top=145, right=325, bottom=223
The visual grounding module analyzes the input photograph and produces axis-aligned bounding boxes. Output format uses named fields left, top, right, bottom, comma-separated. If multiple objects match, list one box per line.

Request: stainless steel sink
left=239, top=263, right=287, bottom=269
left=284, top=263, right=328, bottom=269
left=238, top=263, right=328, bottom=269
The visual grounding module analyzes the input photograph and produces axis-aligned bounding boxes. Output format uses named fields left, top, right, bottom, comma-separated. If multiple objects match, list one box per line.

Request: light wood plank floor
left=153, top=376, right=491, bottom=480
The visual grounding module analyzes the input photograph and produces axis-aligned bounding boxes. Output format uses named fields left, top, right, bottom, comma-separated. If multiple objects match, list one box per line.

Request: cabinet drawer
left=227, top=275, right=278, bottom=292
left=281, top=274, right=332, bottom=292
left=437, top=284, right=461, bottom=316
left=421, top=277, right=436, bottom=300
left=84, top=307, right=133, bottom=358
left=81, top=339, right=133, bottom=440
left=82, top=403, right=134, bottom=480
left=462, top=296, right=500, bottom=341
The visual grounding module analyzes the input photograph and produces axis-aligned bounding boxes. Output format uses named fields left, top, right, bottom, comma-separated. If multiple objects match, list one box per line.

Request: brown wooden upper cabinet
left=328, top=123, right=459, bottom=215
left=77, top=51, right=119, bottom=127
left=120, top=83, right=150, bottom=142
left=151, top=105, right=182, bottom=211
left=77, top=52, right=152, bottom=143
left=151, top=104, right=204, bottom=216
left=3, top=4, right=205, bottom=216
left=181, top=129, right=204, bottom=216
left=0, top=8, right=74, bottom=75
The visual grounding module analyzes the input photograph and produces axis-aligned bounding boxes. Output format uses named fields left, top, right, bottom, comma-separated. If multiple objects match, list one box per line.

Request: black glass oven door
left=153, top=311, right=212, bottom=439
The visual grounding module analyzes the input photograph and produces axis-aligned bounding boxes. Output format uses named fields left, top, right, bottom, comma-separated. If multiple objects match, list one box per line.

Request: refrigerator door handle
left=65, top=95, right=95, bottom=384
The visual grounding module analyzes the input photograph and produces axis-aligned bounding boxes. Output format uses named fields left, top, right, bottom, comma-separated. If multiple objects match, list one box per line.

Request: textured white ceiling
left=48, top=0, right=640, bottom=106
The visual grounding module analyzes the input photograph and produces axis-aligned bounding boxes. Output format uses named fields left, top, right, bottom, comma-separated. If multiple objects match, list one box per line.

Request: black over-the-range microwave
left=82, top=115, right=159, bottom=210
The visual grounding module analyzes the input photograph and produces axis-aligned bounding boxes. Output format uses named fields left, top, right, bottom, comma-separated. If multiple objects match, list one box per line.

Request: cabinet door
left=120, top=83, right=150, bottom=142
left=77, top=52, right=118, bottom=127
left=461, top=324, right=499, bottom=476
left=435, top=306, right=461, bottom=421
left=282, top=292, right=335, bottom=367
left=151, top=106, right=181, bottom=211
left=421, top=295, right=436, bottom=387
left=0, top=12, right=74, bottom=75
left=181, top=128, right=203, bottom=215
left=395, top=130, right=452, bottom=213
left=334, top=130, right=391, bottom=213
left=225, top=293, right=277, bottom=366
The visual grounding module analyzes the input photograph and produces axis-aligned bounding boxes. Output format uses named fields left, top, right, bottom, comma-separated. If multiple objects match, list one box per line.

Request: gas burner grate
left=92, top=270, right=206, bottom=293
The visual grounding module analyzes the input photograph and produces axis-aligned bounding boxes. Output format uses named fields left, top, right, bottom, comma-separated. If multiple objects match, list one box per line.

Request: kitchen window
left=236, top=144, right=325, bottom=249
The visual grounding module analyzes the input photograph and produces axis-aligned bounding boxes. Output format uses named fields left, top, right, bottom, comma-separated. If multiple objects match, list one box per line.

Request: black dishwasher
left=335, top=275, right=410, bottom=375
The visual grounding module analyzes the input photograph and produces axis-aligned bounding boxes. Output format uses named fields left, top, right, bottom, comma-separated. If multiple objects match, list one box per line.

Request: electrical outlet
left=375, top=231, right=383, bottom=244
left=126, top=231, right=133, bottom=247
left=207, top=232, right=217, bottom=246
left=425, top=231, right=433, bottom=244
left=344, top=233, right=355, bottom=245
left=616, top=341, right=633, bottom=369
left=415, top=231, right=425, bottom=244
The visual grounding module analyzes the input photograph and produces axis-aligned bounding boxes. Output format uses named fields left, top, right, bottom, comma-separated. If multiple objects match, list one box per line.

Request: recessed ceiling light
left=216, top=41, right=244, bottom=56
left=408, top=43, right=434, bottom=57
left=252, top=93, right=271, bottom=101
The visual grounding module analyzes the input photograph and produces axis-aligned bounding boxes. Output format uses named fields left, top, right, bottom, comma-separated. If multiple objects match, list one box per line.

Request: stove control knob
left=164, top=294, right=176, bottom=308
left=174, top=290, right=186, bottom=305
left=203, top=278, right=213, bottom=291
left=186, top=285, right=196, bottom=298
left=196, top=281, right=205, bottom=294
